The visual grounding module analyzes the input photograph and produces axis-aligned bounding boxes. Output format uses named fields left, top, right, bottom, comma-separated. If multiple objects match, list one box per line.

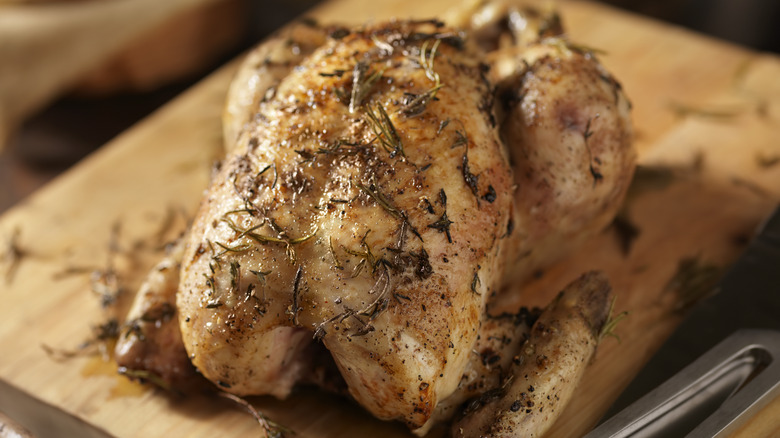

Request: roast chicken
left=115, top=2, right=635, bottom=436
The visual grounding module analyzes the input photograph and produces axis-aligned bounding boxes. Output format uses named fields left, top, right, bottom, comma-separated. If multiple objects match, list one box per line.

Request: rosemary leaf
left=349, top=61, right=385, bottom=113
left=365, top=102, right=404, bottom=158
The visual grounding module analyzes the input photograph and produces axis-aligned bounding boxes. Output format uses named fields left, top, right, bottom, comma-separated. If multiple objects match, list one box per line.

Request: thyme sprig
left=365, top=102, right=404, bottom=158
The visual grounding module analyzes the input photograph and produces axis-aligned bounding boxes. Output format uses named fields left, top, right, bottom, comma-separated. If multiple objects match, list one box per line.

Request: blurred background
left=1, top=0, right=779, bottom=214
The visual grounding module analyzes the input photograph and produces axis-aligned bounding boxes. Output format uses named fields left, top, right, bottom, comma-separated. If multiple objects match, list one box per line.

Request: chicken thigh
left=115, top=3, right=634, bottom=436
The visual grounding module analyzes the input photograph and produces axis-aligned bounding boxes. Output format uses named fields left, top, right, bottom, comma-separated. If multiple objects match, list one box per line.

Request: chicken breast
left=178, top=20, right=514, bottom=427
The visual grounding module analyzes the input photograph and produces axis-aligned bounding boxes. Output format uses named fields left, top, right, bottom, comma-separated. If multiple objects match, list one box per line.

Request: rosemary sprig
left=599, top=296, right=628, bottom=343
left=400, top=83, right=443, bottom=117
left=427, top=189, right=453, bottom=243
left=437, top=118, right=450, bottom=134
left=214, top=241, right=253, bottom=258
left=343, top=230, right=378, bottom=278
left=665, top=256, right=721, bottom=312
left=218, top=391, right=292, bottom=438
left=250, top=269, right=272, bottom=285
left=355, top=176, right=421, bottom=240
left=221, top=217, right=318, bottom=264
left=353, top=269, right=392, bottom=336
left=756, top=153, right=780, bottom=169
left=316, top=139, right=366, bottom=157
left=419, top=39, right=442, bottom=86
left=462, top=150, right=480, bottom=200
left=289, top=266, right=303, bottom=326
left=365, top=102, right=404, bottom=158
left=668, top=101, right=743, bottom=119
left=452, top=129, right=468, bottom=148
left=355, top=178, right=402, bottom=221
left=583, top=117, right=603, bottom=185
left=229, top=261, right=241, bottom=294
left=118, top=367, right=172, bottom=392
left=371, top=35, right=394, bottom=54
left=349, top=61, right=385, bottom=113
left=328, top=236, right=343, bottom=270
left=471, top=271, right=481, bottom=295
left=257, top=163, right=278, bottom=190
left=41, top=318, right=120, bottom=362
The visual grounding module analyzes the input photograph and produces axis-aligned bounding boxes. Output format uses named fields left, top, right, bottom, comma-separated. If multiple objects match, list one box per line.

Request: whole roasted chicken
left=115, top=2, right=635, bottom=436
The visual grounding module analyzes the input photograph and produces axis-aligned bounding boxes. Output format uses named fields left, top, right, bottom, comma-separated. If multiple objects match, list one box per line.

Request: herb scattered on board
left=756, top=153, right=780, bottom=169
left=599, top=296, right=628, bottom=343
left=668, top=101, right=743, bottom=120
left=1, top=227, right=25, bottom=285
left=117, top=368, right=172, bottom=392
left=42, top=318, right=120, bottom=362
left=665, top=256, right=722, bottom=312
left=610, top=212, right=641, bottom=256
left=731, top=177, right=770, bottom=198
left=218, top=391, right=292, bottom=438
left=609, top=165, right=681, bottom=255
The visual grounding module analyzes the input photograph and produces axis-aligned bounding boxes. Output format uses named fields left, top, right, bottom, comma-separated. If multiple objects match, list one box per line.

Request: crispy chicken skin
left=117, top=3, right=634, bottom=435
left=114, top=240, right=202, bottom=390
left=179, top=20, right=514, bottom=425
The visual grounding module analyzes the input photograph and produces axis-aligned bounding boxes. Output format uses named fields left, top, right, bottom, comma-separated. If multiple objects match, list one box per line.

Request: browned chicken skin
left=114, top=3, right=634, bottom=436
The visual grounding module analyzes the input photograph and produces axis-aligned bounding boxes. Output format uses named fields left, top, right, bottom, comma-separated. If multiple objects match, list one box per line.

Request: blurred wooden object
left=0, top=0, right=245, bottom=147
left=73, top=0, right=246, bottom=96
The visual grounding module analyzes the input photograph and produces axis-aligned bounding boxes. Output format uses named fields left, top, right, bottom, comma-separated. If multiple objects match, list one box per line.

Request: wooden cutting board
left=1, top=1, right=779, bottom=437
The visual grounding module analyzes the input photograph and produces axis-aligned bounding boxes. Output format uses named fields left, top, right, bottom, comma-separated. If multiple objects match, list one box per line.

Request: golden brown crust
left=180, top=20, right=514, bottom=426
left=452, top=271, right=612, bottom=437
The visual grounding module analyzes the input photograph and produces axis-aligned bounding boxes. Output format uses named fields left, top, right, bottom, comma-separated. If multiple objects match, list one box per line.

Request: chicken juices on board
left=114, top=5, right=634, bottom=436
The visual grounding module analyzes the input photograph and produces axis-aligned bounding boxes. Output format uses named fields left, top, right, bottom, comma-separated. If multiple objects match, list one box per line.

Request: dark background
left=2, top=0, right=779, bottom=213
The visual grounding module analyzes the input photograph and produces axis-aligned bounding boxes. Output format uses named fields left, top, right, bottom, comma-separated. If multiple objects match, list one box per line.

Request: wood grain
left=1, top=1, right=779, bottom=437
